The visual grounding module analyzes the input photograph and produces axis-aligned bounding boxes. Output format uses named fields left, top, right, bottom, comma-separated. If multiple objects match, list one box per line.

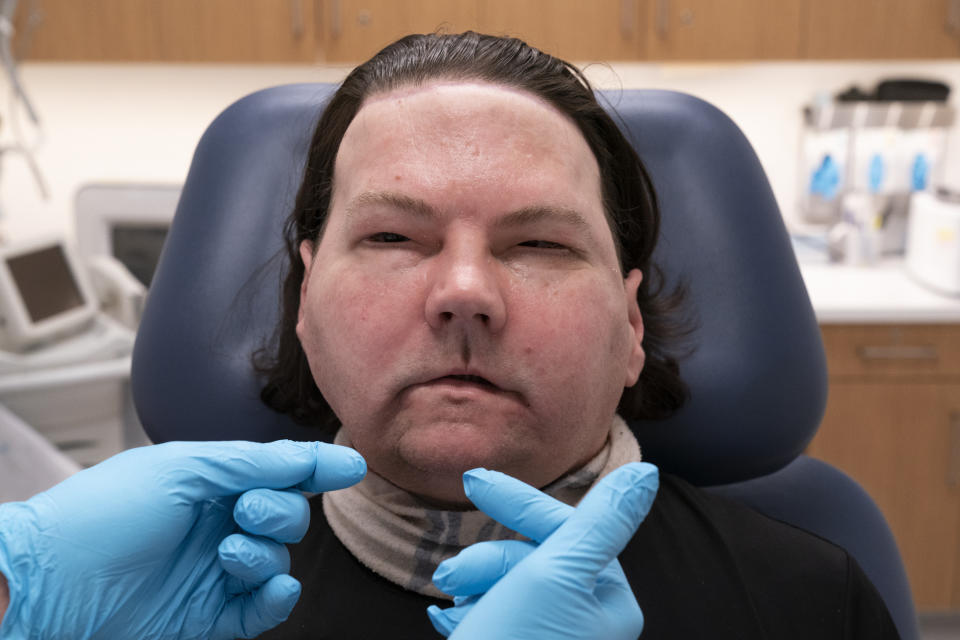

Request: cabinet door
left=318, top=0, right=481, bottom=63
left=808, top=381, right=960, bottom=610
left=155, top=0, right=319, bottom=63
left=802, top=0, right=960, bottom=59
left=14, top=0, right=162, bottom=61
left=644, top=0, right=803, bottom=60
left=16, top=0, right=318, bottom=63
left=478, top=0, right=642, bottom=62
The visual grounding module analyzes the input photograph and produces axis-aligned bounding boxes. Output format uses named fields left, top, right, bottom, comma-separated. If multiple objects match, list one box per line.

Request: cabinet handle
left=330, top=0, right=342, bottom=39
left=290, top=0, right=304, bottom=39
left=656, top=0, right=670, bottom=37
left=855, top=345, right=939, bottom=362
left=948, top=0, right=960, bottom=35
left=949, top=412, right=960, bottom=487
left=620, top=0, right=636, bottom=39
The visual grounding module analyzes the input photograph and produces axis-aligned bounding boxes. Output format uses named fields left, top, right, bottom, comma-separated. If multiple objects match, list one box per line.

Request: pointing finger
left=297, top=443, right=367, bottom=493
left=150, top=440, right=365, bottom=502
left=461, top=469, right=573, bottom=542
left=536, top=463, right=658, bottom=576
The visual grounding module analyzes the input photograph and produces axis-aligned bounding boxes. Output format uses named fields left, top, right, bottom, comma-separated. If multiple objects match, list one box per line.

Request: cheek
left=300, top=271, right=417, bottom=395
left=511, top=279, right=630, bottom=379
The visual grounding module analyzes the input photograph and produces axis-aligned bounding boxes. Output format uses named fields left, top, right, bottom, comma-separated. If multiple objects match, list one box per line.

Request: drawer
left=820, top=324, right=960, bottom=378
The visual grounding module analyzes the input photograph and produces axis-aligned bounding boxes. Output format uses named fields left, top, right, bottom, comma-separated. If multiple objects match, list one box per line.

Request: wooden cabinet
left=321, top=0, right=960, bottom=63
left=477, top=0, right=641, bottom=63
left=14, top=0, right=161, bottom=61
left=317, top=0, right=642, bottom=63
left=643, top=0, right=960, bottom=61
left=14, top=0, right=319, bottom=63
left=801, top=0, right=960, bottom=59
left=155, top=0, right=319, bottom=63
left=317, top=0, right=479, bottom=63
left=15, top=0, right=960, bottom=63
left=807, top=324, right=960, bottom=611
left=643, top=0, right=803, bottom=60
left=316, top=0, right=797, bottom=63
left=17, top=0, right=643, bottom=64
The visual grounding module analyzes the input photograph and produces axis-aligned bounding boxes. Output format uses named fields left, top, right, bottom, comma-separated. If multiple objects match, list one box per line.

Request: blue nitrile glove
left=0, top=439, right=366, bottom=639
left=428, top=462, right=658, bottom=640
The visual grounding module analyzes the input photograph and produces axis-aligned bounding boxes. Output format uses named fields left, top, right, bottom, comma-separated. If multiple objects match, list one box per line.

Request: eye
left=366, top=232, right=410, bottom=243
left=518, top=240, right=568, bottom=250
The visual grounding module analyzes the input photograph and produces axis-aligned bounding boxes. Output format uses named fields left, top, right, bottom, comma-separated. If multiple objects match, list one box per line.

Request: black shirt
left=258, top=473, right=900, bottom=639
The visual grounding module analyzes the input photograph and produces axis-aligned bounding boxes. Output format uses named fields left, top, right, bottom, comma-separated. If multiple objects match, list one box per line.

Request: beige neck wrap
left=323, top=415, right=642, bottom=599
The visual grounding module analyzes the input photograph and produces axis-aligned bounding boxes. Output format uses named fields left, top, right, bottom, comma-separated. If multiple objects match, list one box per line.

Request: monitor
left=0, top=235, right=99, bottom=351
left=75, top=183, right=180, bottom=286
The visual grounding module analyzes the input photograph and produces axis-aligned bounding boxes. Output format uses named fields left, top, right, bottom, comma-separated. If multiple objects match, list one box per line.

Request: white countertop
left=799, top=259, right=960, bottom=324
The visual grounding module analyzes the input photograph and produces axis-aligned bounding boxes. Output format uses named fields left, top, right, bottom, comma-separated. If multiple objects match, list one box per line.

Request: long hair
left=256, top=32, right=690, bottom=436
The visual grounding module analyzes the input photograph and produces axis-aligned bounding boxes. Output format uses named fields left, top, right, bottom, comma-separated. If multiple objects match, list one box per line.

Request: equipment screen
left=111, top=224, right=169, bottom=286
left=6, top=245, right=85, bottom=323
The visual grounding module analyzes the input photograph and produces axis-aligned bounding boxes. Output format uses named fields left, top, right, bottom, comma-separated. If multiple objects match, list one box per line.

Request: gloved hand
left=0, top=439, right=366, bottom=639
left=428, top=462, right=658, bottom=640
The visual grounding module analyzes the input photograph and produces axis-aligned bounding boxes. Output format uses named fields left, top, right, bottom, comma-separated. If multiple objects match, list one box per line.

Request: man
left=0, top=31, right=660, bottom=640
left=254, top=32, right=900, bottom=639
left=0, top=31, right=901, bottom=640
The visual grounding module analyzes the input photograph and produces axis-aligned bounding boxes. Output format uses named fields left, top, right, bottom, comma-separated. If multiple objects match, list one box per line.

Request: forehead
left=331, top=81, right=604, bottom=221
left=352, top=80, right=582, bottom=142
left=349, top=80, right=587, bottom=150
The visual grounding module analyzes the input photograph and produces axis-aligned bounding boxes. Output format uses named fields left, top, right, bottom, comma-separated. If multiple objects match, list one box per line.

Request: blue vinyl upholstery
left=131, top=84, right=918, bottom=640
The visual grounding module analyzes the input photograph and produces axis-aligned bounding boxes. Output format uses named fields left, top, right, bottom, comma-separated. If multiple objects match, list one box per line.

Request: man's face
left=297, top=82, right=645, bottom=506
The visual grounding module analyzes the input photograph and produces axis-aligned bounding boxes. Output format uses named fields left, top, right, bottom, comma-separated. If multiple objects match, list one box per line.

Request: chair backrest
left=131, top=84, right=918, bottom=640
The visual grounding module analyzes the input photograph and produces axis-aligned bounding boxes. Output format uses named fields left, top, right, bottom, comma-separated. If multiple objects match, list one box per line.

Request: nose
left=424, top=246, right=507, bottom=333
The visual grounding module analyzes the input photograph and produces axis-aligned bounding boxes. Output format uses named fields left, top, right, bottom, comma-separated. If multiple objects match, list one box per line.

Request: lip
left=411, top=367, right=511, bottom=394
left=400, top=366, right=528, bottom=408
left=424, top=375, right=501, bottom=392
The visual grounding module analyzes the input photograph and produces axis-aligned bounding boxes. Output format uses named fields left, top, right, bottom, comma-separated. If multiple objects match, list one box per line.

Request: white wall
left=0, top=59, right=958, bottom=243
left=0, top=63, right=351, bottom=241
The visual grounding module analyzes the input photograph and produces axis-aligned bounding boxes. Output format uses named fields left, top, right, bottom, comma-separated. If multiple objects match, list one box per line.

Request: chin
left=401, top=441, right=502, bottom=477
left=387, top=424, right=533, bottom=504
left=408, top=483, right=474, bottom=510
left=398, top=423, right=523, bottom=471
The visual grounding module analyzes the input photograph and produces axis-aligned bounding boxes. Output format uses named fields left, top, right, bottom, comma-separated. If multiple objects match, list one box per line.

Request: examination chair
left=132, top=84, right=919, bottom=640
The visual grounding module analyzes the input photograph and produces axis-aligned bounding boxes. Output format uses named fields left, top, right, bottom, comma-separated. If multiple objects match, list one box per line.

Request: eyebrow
left=347, top=191, right=437, bottom=221
left=347, top=191, right=594, bottom=240
left=493, top=205, right=594, bottom=240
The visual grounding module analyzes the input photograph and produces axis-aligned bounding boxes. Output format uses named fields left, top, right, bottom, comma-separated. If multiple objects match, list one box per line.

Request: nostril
left=425, top=279, right=506, bottom=331
left=437, top=311, right=489, bottom=323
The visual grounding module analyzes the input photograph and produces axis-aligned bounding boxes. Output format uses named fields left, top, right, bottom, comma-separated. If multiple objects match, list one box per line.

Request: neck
left=322, top=415, right=642, bottom=598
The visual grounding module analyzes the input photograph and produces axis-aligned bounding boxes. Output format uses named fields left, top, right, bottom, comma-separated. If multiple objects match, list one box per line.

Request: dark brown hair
left=257, top=32, right=690, bottom=435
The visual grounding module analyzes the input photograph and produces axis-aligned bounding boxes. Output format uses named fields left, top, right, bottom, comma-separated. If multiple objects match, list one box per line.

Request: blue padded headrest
left=132, top=85, right=826, bottom=486
left=613, top=91, right=828, bottom=484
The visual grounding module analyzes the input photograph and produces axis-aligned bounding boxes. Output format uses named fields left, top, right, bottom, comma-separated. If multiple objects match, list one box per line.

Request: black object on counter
left=875, top=79, right=950, bottom=102
left=836, top=79, right=950, bottom=102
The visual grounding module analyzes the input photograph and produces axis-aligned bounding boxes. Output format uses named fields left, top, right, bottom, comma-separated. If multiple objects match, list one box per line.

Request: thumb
left=212, top=573, right=302, bottom=639
left=152, top=440, right=366, bottom=503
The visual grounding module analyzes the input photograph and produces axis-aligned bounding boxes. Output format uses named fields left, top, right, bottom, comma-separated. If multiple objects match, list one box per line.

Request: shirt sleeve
left=842, top=554, right=902, bottom=640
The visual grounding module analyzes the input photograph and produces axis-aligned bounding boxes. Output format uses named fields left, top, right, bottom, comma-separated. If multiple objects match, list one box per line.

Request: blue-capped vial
left=868, top=153, right=885, bottom=194
left=810, top=154, right=840, bottom=200
left=911, top=153, right=929, bottom=191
